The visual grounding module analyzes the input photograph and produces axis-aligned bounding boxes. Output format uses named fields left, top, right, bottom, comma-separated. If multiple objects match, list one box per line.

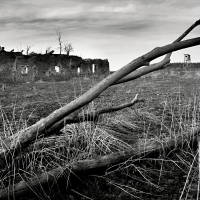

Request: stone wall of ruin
left=146, top=63, right=200, bottom=77
left=0, top=52, right=110, bottom=82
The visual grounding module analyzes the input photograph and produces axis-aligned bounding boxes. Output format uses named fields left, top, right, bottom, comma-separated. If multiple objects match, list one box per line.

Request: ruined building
left=0, top=48, right=109, bottom=82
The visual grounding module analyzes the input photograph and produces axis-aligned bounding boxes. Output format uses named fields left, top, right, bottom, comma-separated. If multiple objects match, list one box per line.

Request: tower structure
left=184, top=54, right=191, bottom=67
left=184, top=54, right=191, bottom=63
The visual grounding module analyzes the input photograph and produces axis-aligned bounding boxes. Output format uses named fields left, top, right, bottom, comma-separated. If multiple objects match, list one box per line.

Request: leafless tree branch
left=26, top=45, right=33, bottom=55
left=63, top=43, right=73, bottom=56
left=45, top=94, right=144, bottom=135
left=55, top=28, right=63, bottom=54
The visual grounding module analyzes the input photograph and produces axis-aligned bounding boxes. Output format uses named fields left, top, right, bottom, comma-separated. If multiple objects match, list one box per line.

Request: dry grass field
left=0, top=73, right=200, bottom=199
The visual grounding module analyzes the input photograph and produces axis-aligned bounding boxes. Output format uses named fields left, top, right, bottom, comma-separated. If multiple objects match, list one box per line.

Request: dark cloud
left=0, top=0, right=191, bottom=35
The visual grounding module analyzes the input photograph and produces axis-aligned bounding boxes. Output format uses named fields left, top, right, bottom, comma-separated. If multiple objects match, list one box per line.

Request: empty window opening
left=55, top=66, right=60, bottom=73
left=92, top=64, right=95, bottom=74
left=21, top=65, right=29, bottom=74
left=77, top=67, right=80, bottom=74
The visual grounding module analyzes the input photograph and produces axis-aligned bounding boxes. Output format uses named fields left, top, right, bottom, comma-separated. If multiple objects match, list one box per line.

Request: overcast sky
left=0, top=0, right=199, bottom=71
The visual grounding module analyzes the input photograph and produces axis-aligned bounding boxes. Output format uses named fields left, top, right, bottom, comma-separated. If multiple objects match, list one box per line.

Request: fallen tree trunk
left=0, top=127, right=199, bottom=199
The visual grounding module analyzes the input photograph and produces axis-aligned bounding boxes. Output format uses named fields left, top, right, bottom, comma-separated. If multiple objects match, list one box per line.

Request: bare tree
left=55, top=28, right=63, bottom=54
left=26, top=45, right=33, bottom=55
left=63, top=43, right=73, bottom=56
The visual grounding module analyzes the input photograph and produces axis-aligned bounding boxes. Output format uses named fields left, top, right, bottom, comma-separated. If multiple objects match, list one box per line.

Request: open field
left=1, top=74, right=200, bottom=199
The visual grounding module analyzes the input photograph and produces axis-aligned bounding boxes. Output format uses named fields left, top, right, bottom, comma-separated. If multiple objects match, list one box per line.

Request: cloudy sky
left=0, top=0, right=199, bottom=71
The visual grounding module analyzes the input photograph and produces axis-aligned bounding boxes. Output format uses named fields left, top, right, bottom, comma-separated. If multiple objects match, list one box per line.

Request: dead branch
left=26, top=45, right=33, bottom=55
left=115, top=19, right=200, bottom=85
left=55, top=28, right=63, bottom=54
left=0, top=127, right=199, bottom=200
left=46, top=94, right=144, bottom=135
left=0, top=37, right=200, bottom=163
left=63, top=43, right=73, bottom=56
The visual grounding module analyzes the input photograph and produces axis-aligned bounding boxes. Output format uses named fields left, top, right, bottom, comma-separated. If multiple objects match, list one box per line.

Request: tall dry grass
left=0, top=77, right=200, bottom=199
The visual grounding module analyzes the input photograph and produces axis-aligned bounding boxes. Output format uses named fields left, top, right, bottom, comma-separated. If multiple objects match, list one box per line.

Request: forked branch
left=115, top=18, right=200, bottom=85
left=46, top=94, right=144, bottom=135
